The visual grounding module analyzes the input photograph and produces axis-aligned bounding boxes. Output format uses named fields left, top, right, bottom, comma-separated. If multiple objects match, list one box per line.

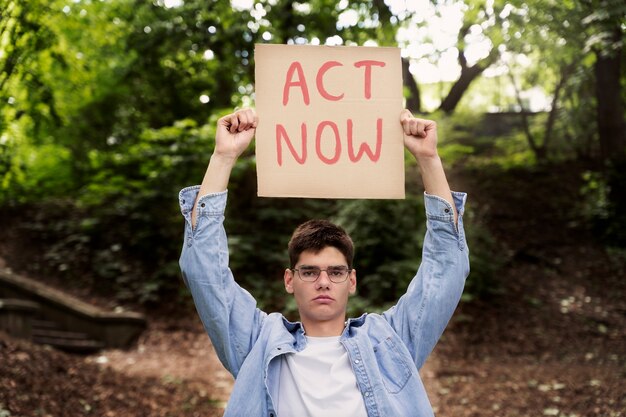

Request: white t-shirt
left=276, top=336, right=368, bottom=417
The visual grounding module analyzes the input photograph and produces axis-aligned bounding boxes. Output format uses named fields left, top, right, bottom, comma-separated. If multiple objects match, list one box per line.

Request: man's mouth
left=313, top=295, right=334, bottom=301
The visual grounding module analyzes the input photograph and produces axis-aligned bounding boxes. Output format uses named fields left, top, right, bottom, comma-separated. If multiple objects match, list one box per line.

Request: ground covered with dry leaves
left=0, top=320, right=228, bottom=417
left=1, top=164, right=625, bottom=416
left=429, top=165, right=626, bottom=417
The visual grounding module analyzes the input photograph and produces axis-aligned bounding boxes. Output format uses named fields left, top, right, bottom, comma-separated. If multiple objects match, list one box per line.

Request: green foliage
left=0, top=130, right=20, bottom=198
left=0, top=127, right=76, bottom=202
left=580, top=170, right=610, bottom=222
left=461, top=207, right=503, bottom=300
left=76, top=118, right=216, bottom=303
left=479, top=131, right=538, bottom=170
left=0, top=0, right=63, bottom=138
left=1, top=0, right=623, bottom=312
left=9, top=117, right=219, bottom=306
left=0, top=0, right=422, bottom=311
left=581, top=162, right=626, bottom=247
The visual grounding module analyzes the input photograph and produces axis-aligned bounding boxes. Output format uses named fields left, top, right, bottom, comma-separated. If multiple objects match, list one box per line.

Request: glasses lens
left=295, top=266, right=350, bottom=282
left=327, top=267, right=349, bottom=282
left=298, top=267, right=320, bottom=281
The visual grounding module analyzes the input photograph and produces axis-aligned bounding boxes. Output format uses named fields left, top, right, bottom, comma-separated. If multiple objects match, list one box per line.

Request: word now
left=275, top=118, right=383, bottom=166
left=283, top=60, right=386, bottom=105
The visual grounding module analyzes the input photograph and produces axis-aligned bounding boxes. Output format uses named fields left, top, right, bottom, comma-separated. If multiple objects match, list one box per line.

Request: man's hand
left=192, top=108, right=258, bottom=228
left=214, top=108, right=258, bottom=161
left=400, top=109, right=457, bottom=221
left=400, top=109, right=438, bottom=160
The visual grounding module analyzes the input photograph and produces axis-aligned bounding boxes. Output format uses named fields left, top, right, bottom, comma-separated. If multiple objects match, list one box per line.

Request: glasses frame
left=291, top=266, right=353, bottom=283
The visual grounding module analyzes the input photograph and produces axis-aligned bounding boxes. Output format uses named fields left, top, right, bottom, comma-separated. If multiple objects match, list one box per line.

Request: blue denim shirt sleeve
left=178, top=186, right=267, bottom=378
left=382, top=191, right=469, bottom=370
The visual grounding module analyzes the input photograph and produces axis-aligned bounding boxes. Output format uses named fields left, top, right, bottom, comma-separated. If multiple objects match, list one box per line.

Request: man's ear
left=349, top=269, right=357, bottom=295
left=284, top=268, right=295, bottom=294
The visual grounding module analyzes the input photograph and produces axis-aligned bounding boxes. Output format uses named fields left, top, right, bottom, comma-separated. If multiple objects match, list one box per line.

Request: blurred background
left=0, top=0, right=624, bottom=416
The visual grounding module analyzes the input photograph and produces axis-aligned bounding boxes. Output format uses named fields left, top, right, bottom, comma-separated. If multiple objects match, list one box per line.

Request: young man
left=178, top=108, right=469, bottom=417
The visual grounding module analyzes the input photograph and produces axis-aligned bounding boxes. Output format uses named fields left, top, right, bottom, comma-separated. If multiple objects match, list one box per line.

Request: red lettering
left=347, top=118, right=383, bottom=162
left=276, top=119, right=384, bottom=166
left=315, top=121, right=341, bottom=165
left=282, top=62, right=310, bottom=106
left=354, top=60, right=386, bottom=99
left=316, top=61, right=344, bottom=101
left=276, top=124, right=307, bottom=166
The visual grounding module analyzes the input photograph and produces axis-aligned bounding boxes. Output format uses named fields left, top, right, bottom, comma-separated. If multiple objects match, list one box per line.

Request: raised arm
left=180, top=108, right=263, bottom=377
left=400, top=109, right=457, bottom=224
left=191, top=108, right=258, bottom=228
left=382, top=110, right=469, bottom=369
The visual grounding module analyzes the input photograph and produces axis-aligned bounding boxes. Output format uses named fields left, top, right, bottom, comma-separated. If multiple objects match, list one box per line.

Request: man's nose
left=316, top=270, right=332, bottom=287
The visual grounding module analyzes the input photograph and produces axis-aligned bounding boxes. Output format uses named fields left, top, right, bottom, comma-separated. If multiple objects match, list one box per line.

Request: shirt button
left=354, top=359, right=360, bottom=364
left=364, top=392, right=370, bottom=397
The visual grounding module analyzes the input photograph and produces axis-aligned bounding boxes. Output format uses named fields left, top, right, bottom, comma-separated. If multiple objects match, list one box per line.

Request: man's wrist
left=210, top=153, right=238, bottom=168
left=416, top=154, right=443, bottom=172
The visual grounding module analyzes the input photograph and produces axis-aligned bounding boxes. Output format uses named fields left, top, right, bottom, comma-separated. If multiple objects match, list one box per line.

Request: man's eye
left=301, top=269, right=318, bottom=277
left=329, top=270, right=343, bottom=276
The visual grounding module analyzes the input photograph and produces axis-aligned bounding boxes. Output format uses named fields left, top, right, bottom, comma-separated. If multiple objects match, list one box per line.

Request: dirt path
left=99, top=319, right=234, bottom=411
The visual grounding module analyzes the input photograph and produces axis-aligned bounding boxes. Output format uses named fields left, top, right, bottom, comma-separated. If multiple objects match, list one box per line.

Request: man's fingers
left=400, top=109, right=421, bottom=136
left=223, top=109, right=258, bottom=132
left=404, top=118, right=425, bottom=137
left=400, top=109, right=434, bottom=138
left=236, top=111, right=249, bottom=131
left=220, top=113, right=239, bottom=133
left=400, top=109, right=413, bottom=123
left=240, top=108, right=258, bottom=130
left=424, top=119, right=437, bottom=133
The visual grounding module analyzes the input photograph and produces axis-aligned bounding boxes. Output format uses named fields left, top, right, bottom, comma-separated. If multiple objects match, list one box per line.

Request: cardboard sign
left=255, top=44, right=404, bottom=199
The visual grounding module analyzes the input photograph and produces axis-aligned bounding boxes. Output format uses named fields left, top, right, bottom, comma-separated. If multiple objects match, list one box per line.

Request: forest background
left=0, top=0, right=625, bottom=415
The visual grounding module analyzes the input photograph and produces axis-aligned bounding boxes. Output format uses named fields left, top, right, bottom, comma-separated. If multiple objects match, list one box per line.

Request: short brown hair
left=288, top=220, right=354, bottom=268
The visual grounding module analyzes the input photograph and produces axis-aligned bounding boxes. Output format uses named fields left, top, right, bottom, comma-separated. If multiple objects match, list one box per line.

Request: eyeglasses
left=292, top=266, right=352, bottom=283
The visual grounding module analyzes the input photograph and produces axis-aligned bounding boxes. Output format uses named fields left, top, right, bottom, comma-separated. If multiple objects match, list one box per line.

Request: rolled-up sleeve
left=178, top=187, right=266, bottom=378
left=383, top=191, right=470, bottom=369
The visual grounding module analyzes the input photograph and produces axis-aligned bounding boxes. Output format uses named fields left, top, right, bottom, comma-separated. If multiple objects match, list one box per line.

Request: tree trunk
left=594, top=29, right=626, bottom=245
left=543, top=63, right=575, bottom=158
left=438, top=47, right=496, bottom=115
left=402, top=58, right=421, bottom=113
left=438, top=64, right=484, bottom=114
left=507, top=69, right=543, bottom=160
left=594, top=34, right=626, bottom=163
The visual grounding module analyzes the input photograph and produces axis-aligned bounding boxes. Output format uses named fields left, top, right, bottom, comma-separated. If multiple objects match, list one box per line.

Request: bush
left=581, top=161, right=626, bottom=247
left=0, top=109, right=498, bottom=312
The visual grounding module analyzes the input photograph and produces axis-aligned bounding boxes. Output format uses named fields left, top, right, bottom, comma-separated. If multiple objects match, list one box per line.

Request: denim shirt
left=178, top=187, right=469, bottom=417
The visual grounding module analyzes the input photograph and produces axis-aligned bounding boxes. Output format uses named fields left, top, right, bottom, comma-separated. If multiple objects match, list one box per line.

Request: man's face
left=284, top=246, right=357, bottom=331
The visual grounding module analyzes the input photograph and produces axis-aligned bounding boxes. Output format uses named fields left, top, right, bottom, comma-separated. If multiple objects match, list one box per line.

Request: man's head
left=287, top=219, right=354, bottom=269
left=284, top=220, right=357, bottom=336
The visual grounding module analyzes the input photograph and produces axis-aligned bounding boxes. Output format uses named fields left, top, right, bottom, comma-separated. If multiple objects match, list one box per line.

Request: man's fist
left=214, top=108, right=258, bottom=160
left=400, top=109, right=438, bottom=160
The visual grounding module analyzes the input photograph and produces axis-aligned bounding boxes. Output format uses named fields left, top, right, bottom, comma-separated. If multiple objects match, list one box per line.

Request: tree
left=500, top=0, right=590, bottom=161
left=582, top=0, right=626, bottom=164
left=583, top=0, right=626, bottom=245
left=397, top=0, right=522, bottom=115
left=437, top=1, right=505, bottom=114
left=0, top=0, right=63, bottom=136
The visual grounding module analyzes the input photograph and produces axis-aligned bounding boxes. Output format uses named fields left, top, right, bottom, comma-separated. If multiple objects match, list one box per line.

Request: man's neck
left=301, top=317, right=346, bottom=337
